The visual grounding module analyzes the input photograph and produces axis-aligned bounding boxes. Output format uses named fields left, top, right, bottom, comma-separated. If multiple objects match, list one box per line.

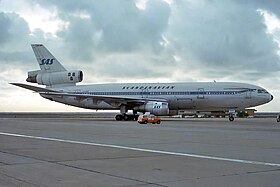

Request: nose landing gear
left=229, top=115, right=234, bottom=121
left=228, top=109, right=236, bottom=122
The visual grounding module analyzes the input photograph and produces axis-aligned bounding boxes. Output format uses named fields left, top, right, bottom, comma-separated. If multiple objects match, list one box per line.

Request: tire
left=229, top=116, right=234, bottom=121
left=115, top=115, right=123, bottom=121
left=134, top=115, right=139, bottom=121
left=157, top=120, right=161, bottom=124
left=144, top=120, right=148, bottom=124
left=124, top=115, right=129, bottom=121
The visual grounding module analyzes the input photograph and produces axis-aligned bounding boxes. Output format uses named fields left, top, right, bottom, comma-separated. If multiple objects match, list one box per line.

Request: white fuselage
left=42, top=82, right=273, bottom=114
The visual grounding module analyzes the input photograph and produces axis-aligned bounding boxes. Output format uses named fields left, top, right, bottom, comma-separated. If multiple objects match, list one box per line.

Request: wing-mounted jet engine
left=133, top=101, right=169, bottom=116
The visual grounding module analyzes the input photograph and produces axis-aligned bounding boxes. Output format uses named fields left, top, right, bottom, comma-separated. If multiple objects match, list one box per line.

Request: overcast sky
left=1, top=0, right=280, bottom=112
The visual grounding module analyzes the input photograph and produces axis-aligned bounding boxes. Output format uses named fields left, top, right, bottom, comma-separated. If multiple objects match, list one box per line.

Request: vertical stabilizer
left=26, top=44, right=83, bottom=87
left=31, top=44, right=67, bottom=72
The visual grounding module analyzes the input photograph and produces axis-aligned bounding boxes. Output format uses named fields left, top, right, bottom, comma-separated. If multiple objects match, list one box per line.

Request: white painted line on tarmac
left=1, top=131, right=280, bottom=167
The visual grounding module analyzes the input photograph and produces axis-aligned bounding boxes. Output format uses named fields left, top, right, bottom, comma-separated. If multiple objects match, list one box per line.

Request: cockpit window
left=257, top=89, right=268, bottom=94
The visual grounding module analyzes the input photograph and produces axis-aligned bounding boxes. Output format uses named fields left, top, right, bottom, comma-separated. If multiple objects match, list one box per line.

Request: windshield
left=257, top=89, right=268, bottom=94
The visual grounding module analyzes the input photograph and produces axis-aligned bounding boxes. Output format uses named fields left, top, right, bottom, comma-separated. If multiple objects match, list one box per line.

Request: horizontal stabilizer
left=10, top=83, right=58, bottom=93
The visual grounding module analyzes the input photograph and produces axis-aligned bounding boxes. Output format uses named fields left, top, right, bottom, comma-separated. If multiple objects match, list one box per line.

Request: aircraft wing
left=11, top=83, right=166, bottom=104
left=39, top=91, right=167, bottom=104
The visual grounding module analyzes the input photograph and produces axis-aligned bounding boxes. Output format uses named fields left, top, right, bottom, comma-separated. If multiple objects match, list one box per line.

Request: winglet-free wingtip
left=31, top=44, right=43, bottom=47
left=9, top=83, right=19, bottom=86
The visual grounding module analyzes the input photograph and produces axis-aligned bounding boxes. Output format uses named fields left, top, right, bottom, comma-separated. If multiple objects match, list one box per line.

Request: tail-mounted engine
left=26, top=70, right=83, bottom=86
left=134, top=101, right=169, bottom=116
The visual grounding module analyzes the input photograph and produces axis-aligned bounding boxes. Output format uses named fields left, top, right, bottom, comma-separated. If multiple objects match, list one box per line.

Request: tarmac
left=0, top=116, right=280, bottom=187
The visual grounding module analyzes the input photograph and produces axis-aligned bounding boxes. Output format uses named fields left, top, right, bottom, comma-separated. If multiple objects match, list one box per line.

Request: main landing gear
left=116, top=105, right=139, bottom=121
left=115, top=114, right=139, bottom=121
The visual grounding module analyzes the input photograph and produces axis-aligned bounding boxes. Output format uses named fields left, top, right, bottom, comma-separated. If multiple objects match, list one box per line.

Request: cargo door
left=177, top=98, right=194, bottom=109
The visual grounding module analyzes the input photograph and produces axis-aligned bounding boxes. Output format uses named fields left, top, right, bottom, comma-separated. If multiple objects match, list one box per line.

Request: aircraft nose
left=271, top=95, right=274, bottom=101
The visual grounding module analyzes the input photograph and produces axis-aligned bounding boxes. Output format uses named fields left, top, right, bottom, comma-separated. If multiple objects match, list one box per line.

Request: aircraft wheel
left=115, top=115, right=123, bottom=121
left=134, top=115, right=139, bottom=121
left=229, top=116, right=234, bottom=121
left=123, top=115, right=129, bottom=121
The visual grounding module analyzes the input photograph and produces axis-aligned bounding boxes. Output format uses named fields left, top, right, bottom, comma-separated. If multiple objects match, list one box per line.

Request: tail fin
left=26, top=44, right=83, bottom=87
left=31, top=44, right=66, bottom=72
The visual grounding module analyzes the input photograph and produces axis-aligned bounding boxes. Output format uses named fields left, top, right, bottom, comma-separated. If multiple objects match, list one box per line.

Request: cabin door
left=197, top=88, right=205, bottom=99
left=246, top=89, right=252, bottom=99
left=142, top=89, right=149, bottom=98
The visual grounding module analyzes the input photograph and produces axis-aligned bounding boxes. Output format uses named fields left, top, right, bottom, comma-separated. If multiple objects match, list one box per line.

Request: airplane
left=11, top=44, right=273, bottom=121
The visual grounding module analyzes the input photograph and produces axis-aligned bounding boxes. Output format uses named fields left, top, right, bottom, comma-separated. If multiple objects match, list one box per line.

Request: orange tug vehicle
left=137, top=113, right=161, bottom=124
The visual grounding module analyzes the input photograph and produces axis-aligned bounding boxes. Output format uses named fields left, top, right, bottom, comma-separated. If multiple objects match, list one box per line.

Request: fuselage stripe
left=70, top=90, right=250, bottom=96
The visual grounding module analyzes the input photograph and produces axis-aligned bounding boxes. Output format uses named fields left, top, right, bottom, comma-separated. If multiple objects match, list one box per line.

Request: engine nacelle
left=134, top=101, right=169, bottom=116
left=27, top=70, right=83, bottom=86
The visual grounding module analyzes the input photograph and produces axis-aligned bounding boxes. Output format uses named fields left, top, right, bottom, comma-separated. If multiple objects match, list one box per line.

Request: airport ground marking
left=1, top=131, right=280, bottom=167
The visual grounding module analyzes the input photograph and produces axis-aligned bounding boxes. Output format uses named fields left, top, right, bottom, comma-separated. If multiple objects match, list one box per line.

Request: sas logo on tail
left=40, top=58, right=55, bottom=65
